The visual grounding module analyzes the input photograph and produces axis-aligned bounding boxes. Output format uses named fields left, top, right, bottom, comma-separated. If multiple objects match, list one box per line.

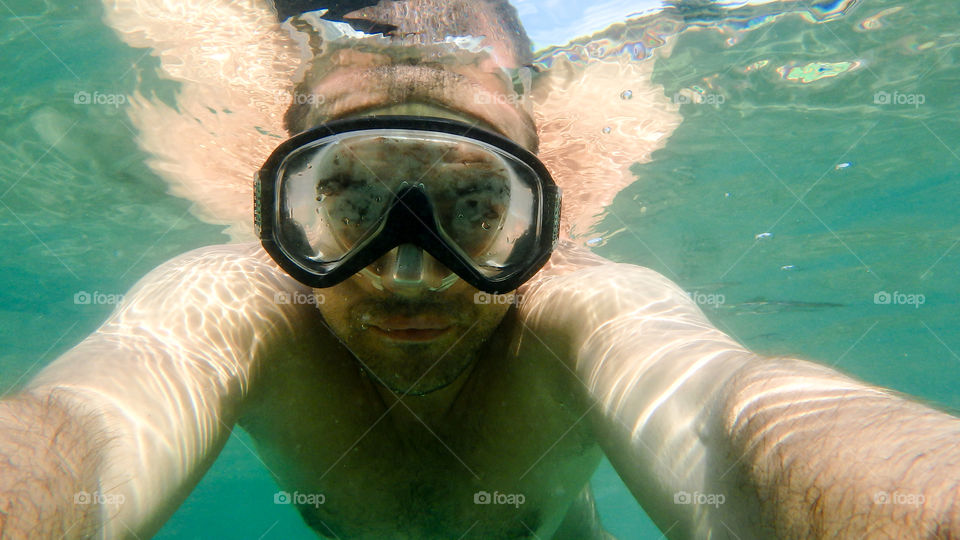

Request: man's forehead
left=282, top=15, right=538, bottom=151
left=321, top=0, right=533, bottom=69
left=352, top=103, right=505, bottom=134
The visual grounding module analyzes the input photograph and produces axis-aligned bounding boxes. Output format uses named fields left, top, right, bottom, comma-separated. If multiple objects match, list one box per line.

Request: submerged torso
left=239, top=307, right=603, bottom=539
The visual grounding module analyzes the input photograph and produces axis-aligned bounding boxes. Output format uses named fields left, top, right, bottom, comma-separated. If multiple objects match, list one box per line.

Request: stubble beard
left=342, top=300, right=494, bottom=396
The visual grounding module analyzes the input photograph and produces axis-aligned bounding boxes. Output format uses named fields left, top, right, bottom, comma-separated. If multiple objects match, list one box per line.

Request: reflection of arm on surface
left=0, top=243, right=312, bottom=538
left=520, top=260, right=960, bottom=538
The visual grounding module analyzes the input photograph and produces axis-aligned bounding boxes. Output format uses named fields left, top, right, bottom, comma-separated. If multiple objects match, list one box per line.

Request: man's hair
left=274, top=0, right=533, bottom=65
left=280, top=0, right=536, bottom=138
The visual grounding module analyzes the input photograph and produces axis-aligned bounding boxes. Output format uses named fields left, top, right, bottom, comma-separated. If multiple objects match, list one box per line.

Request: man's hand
left=0, top=393, right=105, bottom=539
left=721, top=357, right=960, bottom=538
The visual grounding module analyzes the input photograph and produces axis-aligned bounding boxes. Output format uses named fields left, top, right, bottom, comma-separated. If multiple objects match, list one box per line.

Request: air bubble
left=586, top=237, right=605, bottom=247
left=602, top=127, right=612, bottom=134
left=620, top=90, right=633, bottom=100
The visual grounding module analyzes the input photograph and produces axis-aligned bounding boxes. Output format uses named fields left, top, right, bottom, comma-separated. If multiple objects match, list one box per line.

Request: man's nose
left=378, top=244, right=455, bottom=296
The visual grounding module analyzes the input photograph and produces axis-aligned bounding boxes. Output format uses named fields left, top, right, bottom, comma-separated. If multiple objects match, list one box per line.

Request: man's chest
left=240, top=321, right=602, bottom=538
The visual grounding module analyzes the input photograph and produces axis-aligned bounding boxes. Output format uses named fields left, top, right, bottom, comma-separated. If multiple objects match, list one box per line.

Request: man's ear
left=530, top=46, right=682, bottom=243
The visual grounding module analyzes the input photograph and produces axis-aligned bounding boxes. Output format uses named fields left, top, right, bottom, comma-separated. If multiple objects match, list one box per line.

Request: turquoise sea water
left=1, top=1, right=958, bottom=538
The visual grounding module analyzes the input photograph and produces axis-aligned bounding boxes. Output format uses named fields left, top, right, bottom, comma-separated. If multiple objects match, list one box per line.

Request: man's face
left=314, top=263, right=512, bottom=396
left=295, top=66, right=531, bottom=395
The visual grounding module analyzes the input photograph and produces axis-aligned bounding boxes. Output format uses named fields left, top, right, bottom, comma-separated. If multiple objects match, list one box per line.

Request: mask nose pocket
left=391, top=243, right=424, bottom=285
left=373, top=244, right=458, bottom=293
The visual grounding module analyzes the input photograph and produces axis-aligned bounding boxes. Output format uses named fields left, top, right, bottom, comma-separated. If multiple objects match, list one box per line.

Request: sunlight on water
left=1, top=0, right=958, bottom=538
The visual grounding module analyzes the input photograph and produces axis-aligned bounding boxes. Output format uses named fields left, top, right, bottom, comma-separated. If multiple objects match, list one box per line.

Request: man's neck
left=370, top=357, right=479, bottom=434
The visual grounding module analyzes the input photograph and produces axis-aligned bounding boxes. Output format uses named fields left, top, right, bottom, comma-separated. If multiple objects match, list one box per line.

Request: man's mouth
left=367, top=315, right=453, bottom=342
left=369, top=327, right=452, bottom=341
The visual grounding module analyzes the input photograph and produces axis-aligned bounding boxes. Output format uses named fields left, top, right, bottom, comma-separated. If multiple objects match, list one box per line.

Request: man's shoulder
left=149, top=241, right=274, bottom=273
left=109, top=241, right=316, bottom=328
left=129, top=242, right=297, bottom=293
left=525, top=240, right=673, bottom=293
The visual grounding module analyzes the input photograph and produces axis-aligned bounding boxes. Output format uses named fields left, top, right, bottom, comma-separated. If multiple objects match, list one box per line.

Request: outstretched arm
left=0, top=243, right=314, bottom=538
left=520, top=257, right=960, bottom=538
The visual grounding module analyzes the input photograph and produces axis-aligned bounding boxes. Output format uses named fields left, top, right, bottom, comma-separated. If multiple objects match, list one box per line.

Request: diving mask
left=255, top=116, right=561, bottom=295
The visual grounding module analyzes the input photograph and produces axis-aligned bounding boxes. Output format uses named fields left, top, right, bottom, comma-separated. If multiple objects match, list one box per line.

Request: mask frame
left=255, top=116, right=561, bottom=294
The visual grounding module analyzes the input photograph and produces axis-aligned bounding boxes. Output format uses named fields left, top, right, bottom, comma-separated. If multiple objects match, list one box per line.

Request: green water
left=1, top=1, right=958, bottom=538
left=608, top=0, right=960, bottom=414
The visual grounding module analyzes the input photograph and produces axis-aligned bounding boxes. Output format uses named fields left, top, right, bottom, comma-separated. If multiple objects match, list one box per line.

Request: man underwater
left=2, top=1, right=960, bottom=538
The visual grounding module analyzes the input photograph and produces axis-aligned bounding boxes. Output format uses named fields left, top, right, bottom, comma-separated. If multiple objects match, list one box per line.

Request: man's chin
left=373, top=375, right=461, bottom=397
left=349, top=332, right=477, bottom=396
left=359, top=358, right=473, bottom=396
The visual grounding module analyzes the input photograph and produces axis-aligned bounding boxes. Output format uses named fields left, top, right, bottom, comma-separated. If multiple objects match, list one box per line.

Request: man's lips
left=369, top=327, right=452, bottom=342
left=367, top=315, right=453, bottom=342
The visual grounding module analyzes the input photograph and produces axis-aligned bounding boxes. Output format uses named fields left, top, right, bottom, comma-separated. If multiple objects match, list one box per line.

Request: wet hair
left=279, top=0, right=535, bottom=137
left=274, top=0, right=532, bottom=65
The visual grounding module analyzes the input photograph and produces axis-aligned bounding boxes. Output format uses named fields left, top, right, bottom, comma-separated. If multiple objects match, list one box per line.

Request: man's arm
left=0, top=243, right=314, bottom=538
left=520, top=259, right=960, bottom=538
left=0, top=393, right=106, bottom=538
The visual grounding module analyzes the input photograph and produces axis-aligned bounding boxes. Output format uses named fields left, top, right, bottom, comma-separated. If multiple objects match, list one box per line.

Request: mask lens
left=277, top=138, right=395, bottom=262
left=265, top=122, right=555, bottom=292
left=428, top=143, right=540, bottom=278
